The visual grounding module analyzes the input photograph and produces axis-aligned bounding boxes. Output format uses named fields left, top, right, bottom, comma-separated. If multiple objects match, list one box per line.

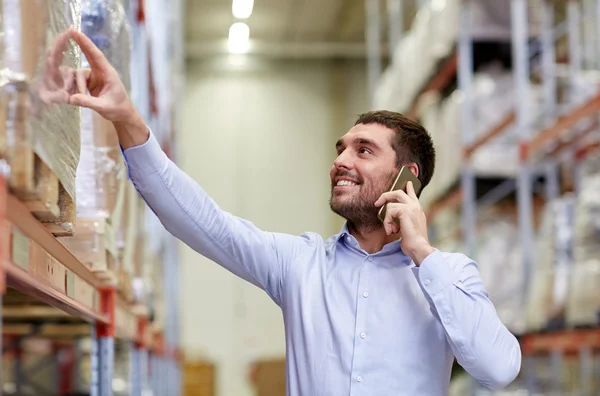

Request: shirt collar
left=334, top=222, right=404, bottom=256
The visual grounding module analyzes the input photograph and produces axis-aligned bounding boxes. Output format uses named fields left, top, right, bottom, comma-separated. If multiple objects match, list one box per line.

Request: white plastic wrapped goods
left=0, top=0, right=82, bottom=201
left=375, top=0, right=459, bottom=113
left=75, top=0, right=130, bottom=218
left=526, top=196, right=575, bottom=331
left=475, top=207, right=526, bottom=334
left=566, top=153, right=600, bottom=327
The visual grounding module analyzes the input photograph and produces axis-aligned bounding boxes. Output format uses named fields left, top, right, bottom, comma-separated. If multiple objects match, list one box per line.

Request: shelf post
left=579, top=347, right=593, bottom=394
left=568, top=0, right=582, bottom=103
left=94, top=286, right=116, bottom=396
left=131, top=316, right=149, bottom=396
left=386, top=0, right=403, bottom=54
left=541, top=0, right=557, bottom=126
left=458, top=0, right=476, bottom=258
left=0, top=169, right=6, bottom=396
left=550, top=350, right=563, bottom=393
left=365, top=0, right=382, bottom=107
left=512, top=0, right=536, bottom=303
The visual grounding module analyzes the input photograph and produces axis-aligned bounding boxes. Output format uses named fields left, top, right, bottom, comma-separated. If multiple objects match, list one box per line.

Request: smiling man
left=65, top=29, right=521, bottom=395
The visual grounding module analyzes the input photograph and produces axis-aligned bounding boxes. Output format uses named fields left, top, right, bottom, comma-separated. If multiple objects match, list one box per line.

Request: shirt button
left=363, top=292, right=369, bottom=298
left=360, top=332, right=367, bottom=339
left=367, top=256, right=373, bottom=262
left=424, top=279, right=431, bottom=286
left=444, top=318, right=451, bottom=325
left=356, top=376, right=363, bottom=382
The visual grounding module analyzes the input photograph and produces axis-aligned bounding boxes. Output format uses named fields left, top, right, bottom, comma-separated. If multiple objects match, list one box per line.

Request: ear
left=406, top=163, right=419, bottom=178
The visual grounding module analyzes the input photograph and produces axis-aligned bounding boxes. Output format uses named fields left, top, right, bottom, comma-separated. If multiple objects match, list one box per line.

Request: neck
left=347, top=222, right=399, bottom=254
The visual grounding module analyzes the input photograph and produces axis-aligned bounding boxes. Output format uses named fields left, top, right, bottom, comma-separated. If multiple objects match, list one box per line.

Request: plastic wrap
left=526, top=196, right=575, bottom=331
left=76, top=108, right=125, bottom=218
left=374, top=0, right=459, bottom=113
left=81, top=0, right=131, bottom=92
left=59, top=217, right=118, bottom=274
left=0, top=0, right=82, bottom=200
left=475, top=205, right=526, bottom=334
left=566, top=153, right=600, bottom=327
left=75, top=0, right=130, bottom=219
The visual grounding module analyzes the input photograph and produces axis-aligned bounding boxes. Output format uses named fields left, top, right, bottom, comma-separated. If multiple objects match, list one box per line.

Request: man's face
left=329, top=123, right=399, bottom=228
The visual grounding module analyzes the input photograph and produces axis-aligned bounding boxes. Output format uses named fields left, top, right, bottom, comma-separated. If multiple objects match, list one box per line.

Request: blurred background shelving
left=1, top=0, right=600, bottom=395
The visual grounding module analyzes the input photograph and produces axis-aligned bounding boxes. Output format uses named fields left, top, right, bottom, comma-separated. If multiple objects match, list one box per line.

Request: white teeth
left=337, top=180, right=358, bottom=187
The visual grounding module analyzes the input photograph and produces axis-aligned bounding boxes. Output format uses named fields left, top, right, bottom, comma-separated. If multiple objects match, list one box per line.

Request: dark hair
left=354, top=110, right=436, bottom=192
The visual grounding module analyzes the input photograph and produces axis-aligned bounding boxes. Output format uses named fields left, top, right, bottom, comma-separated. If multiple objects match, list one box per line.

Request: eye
left=359, top=147, right=372, bottom=155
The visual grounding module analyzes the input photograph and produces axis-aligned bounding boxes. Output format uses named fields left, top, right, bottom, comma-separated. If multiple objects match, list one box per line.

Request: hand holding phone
left=377, top=166, right=422, bottom=223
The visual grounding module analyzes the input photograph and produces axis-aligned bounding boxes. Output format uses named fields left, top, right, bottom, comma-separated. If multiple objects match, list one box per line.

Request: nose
left=333, top=149, right=353, bottom=171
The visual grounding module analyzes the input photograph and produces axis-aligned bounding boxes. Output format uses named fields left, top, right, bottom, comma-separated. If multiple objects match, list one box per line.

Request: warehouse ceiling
left=184, top=0, right=418, bottom=59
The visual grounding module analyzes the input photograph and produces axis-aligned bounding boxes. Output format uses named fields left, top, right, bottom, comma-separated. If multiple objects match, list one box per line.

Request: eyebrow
left=336, top=137, right=382, bottom=151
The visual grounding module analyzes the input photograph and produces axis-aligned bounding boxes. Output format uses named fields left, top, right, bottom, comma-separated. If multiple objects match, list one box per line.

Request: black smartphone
left=377, top=166, right=422, bottom=223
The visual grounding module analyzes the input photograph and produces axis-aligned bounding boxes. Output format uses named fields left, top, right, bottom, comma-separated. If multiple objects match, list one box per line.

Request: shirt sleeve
left=415, top=250, right=522, bottom=390
left=122, top=130, right=309, bottom=306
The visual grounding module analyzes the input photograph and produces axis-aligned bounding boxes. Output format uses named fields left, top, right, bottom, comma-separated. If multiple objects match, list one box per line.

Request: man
left=66, top=29, right=521, bottom=395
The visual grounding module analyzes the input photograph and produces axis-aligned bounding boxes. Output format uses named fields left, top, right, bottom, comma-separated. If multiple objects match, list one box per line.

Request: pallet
left=58, top=217, right=119, bottom=285
left=8, top=150, right=75, bottom=237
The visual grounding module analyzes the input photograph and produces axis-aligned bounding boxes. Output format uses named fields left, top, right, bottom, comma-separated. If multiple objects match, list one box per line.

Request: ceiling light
left=232, top=0, right=254, bottom=19
left=228, top=22, right=250, bottom=53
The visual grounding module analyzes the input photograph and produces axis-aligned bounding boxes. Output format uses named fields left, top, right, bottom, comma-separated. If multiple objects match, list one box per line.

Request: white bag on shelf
left=526, top=195, right=575, bottom=332
left=566, top=154, right=600, bottom=327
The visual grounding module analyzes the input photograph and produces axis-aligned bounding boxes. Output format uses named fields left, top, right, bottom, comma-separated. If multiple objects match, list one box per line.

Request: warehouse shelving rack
left=458, top=0, right=600, bottom=393
left=368, top=0, right=600, bottom=393
left=0, top=168, right=182, bottom=395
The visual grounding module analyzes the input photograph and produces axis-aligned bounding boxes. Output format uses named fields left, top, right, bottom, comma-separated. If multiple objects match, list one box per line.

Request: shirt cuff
left=417, top=249, right=460, bottom=296
left=122, top=129, right=168, bottom=180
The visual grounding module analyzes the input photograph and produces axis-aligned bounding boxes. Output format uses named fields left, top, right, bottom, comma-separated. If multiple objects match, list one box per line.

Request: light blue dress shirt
left=123, top=132, right=521, bottom=396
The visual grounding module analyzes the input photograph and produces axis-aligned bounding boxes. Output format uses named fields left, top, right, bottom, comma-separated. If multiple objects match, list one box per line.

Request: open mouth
left=333, top=178, right=361, bottom=190
left=336, top=180, right=359, bottom=187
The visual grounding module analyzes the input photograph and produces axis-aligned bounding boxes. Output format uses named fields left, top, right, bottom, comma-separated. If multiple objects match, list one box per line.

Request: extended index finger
left=68, top=28, right=111, bottom=71
left=406, top=181, right=419, bottom=201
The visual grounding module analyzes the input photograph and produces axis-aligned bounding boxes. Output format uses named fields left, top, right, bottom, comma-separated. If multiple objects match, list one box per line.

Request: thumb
left=68, top=93, right=103, bottom=110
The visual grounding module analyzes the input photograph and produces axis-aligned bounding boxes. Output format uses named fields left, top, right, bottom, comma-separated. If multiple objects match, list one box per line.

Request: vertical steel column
left=458, top=0, right=476, bottom=258
left=73, top=339, right=83, bottom=393
left=579, top=347, right=593, bottom=394
left=387, top=0, right=403, bottom=54
left=512, top=0, right=536, bottom=301
left=523, top=356, right=539, bottom=395
left=545, top=162, right=560, bottom=200
left=0, top=169, right=6, bottom=396
left=596, top=0, right=600, bottom=70
left=583, top=0, right=595, bottom=69
left=99, top=337, right=115, bottom=396
left=541, top=0, right=557, bottom=125
left=130, top=343, right=141, bottom=396
left=550, top=350, right=563, bottom=394
left=568, top=0, right=582, bottom=103
left=95, top=287, right=116, bottom=396
left=90, top=326, right=100, bottom=396
left=365, top=0, right=382, bottom=107
left=14, top=337, right=22, bottom=394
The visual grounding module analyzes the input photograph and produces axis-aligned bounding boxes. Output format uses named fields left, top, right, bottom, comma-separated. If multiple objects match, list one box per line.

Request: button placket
left=350, top=256, right=372, bottom=391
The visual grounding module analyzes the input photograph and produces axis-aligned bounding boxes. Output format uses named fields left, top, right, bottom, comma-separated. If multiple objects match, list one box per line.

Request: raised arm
left=65, top=29, right=308, bottom=304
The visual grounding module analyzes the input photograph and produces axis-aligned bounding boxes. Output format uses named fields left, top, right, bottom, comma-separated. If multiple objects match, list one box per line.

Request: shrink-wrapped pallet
left=526, top=196, right=575, bottom=331
left=58, top=0, right=131, bottom=287
left=475, top=204, right=526, bottom=334
left=76, top=0, right=130, bottom=219
left=0, top=0, right=82, bottom=233
left=566, top=154, right=600, bottom=327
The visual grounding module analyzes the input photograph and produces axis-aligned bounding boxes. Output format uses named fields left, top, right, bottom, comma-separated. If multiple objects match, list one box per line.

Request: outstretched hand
left=65, top=28, right=137, bottom=124
left=374, top=181, right=435, bottom=265
left=40, top=28, right=148, bottom=148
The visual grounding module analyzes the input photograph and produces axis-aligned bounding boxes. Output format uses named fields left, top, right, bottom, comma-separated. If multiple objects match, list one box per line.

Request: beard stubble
left=329, top=169, right=398, bottom=231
